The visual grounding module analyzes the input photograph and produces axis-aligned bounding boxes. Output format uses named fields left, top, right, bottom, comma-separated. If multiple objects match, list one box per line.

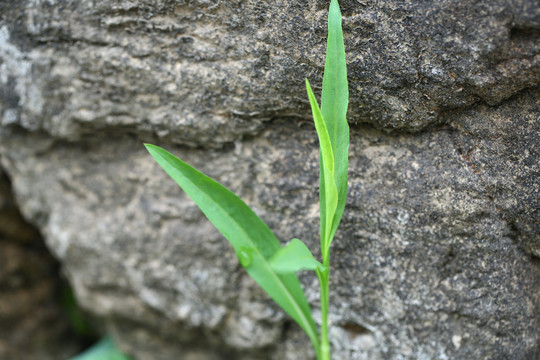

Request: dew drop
left=238, top=248, right=252, bottom=267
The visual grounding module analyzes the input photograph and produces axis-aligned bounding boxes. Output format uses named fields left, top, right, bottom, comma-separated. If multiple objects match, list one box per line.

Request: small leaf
left=270, top=238, right=324, bottom=273
left=144, top=144, right=319, bottom=354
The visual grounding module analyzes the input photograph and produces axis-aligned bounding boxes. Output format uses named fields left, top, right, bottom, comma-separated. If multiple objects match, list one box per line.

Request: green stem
left=317, top=253, right=331, bottom=360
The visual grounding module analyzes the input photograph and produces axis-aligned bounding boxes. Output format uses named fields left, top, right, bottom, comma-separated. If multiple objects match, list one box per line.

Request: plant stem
left=318, top=254, right=331, bottom=360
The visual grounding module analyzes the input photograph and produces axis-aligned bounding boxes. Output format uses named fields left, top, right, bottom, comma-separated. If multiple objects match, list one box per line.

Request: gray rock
left=1, top=0, right=538, bottom=140
left=0, top=0, right=538, bottom=359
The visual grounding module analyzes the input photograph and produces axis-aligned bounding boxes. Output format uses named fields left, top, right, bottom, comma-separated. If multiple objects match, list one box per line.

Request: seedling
left=146, top=1, right=348, bottom=358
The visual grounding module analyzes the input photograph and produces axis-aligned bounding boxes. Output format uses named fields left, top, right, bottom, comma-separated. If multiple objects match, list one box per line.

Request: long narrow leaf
left=145, top=144, right=319, bottom=352
left=320, top=0, right=349, bottom=251
left=306, top=79, right=338, bottom=251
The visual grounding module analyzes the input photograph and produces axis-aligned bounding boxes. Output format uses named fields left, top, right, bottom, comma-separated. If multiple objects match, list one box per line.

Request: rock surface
left=1, top=0, right=539, bottom=359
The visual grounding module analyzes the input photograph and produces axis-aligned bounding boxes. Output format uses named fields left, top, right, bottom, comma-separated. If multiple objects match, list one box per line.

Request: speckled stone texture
left=0, top=0, right=539, bottom=359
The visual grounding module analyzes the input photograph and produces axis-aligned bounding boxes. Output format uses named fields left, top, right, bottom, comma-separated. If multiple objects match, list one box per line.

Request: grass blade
left=320, top=0, right=349, bottom=251
left=144, top=144, right=319, bottom=354
left=306, top=80, right=338, bottom=253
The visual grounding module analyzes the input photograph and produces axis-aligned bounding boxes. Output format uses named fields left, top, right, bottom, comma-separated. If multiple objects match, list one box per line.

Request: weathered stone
left=448, top=91, right=540, bottom=257
left=1, top=0, right=538, bottom=141
left=0, top=0, right=538, bottom=359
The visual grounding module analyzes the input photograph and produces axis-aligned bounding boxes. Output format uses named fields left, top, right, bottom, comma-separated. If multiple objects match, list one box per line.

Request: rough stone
left=0, top=0, right=539, bottom=359
left=1, top=0, right=538, bottom=141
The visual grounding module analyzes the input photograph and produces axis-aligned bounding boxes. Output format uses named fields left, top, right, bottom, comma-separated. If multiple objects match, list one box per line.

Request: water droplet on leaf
left=238, top=248, right=252, bottom=267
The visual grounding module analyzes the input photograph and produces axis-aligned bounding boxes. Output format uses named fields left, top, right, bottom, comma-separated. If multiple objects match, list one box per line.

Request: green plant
left=145, top=1, right=347, bottom=358
left=68, top=337, right=133, bottom=360
left=62, top=285, right=132, bottom=360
